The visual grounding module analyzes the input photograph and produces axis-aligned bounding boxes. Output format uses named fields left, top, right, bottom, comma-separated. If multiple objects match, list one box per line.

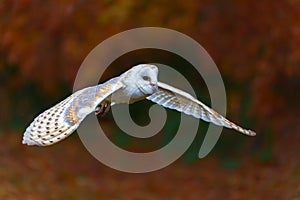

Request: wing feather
left=23, top=77, right=124, bottom=146
left=146, top=82, right=256, bottom=136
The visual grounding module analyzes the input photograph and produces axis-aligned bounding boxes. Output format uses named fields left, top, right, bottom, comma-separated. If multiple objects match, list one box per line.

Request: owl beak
left=150, top=82, right=158, bottom=92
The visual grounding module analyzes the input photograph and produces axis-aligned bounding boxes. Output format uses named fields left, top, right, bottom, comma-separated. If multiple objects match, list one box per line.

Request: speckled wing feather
left=146, top=82, right=256, bottom=136
left=23, top=77, right=124, bottom=146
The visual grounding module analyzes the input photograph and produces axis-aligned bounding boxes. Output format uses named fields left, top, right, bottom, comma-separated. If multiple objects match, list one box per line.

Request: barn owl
left=22, top=64, right=256, bottom=146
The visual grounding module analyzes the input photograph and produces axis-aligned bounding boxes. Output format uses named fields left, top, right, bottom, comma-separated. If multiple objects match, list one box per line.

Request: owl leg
left=95, top=100, right=111, bottom=117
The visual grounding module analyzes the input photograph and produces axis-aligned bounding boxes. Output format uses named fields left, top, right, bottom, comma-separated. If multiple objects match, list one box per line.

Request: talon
left=95, top=106, right=101, bottom=115
left=95, top=100, right=111, bottom=117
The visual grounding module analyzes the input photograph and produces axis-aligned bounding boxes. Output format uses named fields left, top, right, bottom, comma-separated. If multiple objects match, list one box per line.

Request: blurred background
left=1, top=0, right=300, bottom=199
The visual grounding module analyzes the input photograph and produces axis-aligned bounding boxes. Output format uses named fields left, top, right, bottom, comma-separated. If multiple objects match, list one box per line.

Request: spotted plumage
left=23, top=78, right=123, bottom=146
left=23, top=64, right=255, bottom=146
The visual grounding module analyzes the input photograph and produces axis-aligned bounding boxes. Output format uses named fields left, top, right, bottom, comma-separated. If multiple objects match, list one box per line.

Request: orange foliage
left=0, top=0, right=299, bottom=133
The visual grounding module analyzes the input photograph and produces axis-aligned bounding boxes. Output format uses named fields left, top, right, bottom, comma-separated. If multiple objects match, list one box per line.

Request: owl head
left=121, top=64, right=159, bottom=97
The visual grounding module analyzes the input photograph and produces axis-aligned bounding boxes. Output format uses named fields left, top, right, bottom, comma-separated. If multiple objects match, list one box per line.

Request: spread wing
left=146, top=82, right=256, bottom=136
left=22, top=77, right=124, bottom=146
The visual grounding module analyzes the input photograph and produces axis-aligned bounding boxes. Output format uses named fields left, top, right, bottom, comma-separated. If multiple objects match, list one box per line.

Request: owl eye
left=142, top=76, right=151, bottom=81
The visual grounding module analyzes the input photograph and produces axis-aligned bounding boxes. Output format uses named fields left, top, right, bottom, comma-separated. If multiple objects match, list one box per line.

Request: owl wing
left=146, top=82, right=256, bottom=136
left=22, top=77, right=124, bottom=146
